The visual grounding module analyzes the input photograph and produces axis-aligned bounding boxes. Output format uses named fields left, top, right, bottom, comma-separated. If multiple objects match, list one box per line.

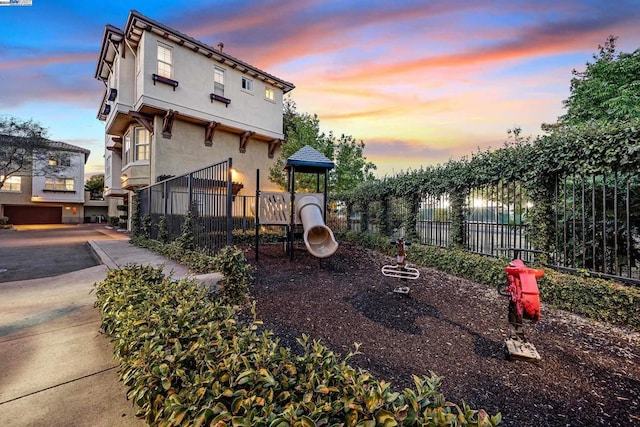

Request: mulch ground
left=244, top=242, right=640, bottom=427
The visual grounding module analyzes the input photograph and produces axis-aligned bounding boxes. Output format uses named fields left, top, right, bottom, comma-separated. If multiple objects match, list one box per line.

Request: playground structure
left=254, top=146, right=338, bottom=260
left=381, top=237, right=420, bottom=294
left=497, top=249, right=544, bottom=362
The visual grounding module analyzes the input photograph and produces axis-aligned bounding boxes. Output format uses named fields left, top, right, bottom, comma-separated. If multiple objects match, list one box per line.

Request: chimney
left=217, top=42, right=224, bottom=52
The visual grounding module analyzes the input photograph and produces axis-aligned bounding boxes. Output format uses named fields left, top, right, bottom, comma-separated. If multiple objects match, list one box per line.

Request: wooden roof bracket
left=129, top=111, right=154, bottom=134
left=205, top=121, right=219, bottom=147
left=239, top=131, right=255, bottom=153
left=268, top=138, right=281, bottom=159
left=162, top=109, right=178, bottom=139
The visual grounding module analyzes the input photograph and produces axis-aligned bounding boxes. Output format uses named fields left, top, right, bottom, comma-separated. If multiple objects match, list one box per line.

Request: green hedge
left=129, top=237, right=252, bottom=306
left=339, top=231, right=640, bottom=330
left=95, top=264, right=501, bottom=426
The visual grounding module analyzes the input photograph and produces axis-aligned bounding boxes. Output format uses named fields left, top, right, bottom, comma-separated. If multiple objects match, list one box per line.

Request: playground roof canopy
left=285, top=145, right=335, bottom=173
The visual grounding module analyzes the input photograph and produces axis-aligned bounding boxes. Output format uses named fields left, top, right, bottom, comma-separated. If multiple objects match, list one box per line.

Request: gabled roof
left=95, top=10, right=295, bottom=93
left=0, top=134, right=90, bottom=163
left=47, top=141, right=91, bottom=162
left=285, top=145, right=335, bottom=172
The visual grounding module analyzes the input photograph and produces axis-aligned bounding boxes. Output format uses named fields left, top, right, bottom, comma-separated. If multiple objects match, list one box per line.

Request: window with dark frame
left=242, top=76, right=252, bottom=91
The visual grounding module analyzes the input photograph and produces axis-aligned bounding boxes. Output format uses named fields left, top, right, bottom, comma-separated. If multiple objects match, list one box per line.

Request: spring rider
left=498, top=255, right=544, bottom=362
left=381, top=237, right=420, bottom=294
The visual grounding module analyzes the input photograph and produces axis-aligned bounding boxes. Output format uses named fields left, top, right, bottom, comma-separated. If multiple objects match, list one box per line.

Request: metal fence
left=139, top=159, right=236, bottom=252
left=138, top=159, right=640, bottom=284
left=551, top=172, right=640, bottom=283
left=329, top=170, right=640, bottom=284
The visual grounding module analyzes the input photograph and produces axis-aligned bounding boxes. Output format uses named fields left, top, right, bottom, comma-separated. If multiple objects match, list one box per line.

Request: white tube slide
left=295, top=195, right=339, bottom=258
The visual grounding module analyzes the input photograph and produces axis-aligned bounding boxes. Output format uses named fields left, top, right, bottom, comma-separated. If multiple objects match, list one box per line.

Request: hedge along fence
left=335, top=118, right=640, bottom=277
left=339, top=231, right=640, bottom=330
left=95, top=264, right=501, bottom=427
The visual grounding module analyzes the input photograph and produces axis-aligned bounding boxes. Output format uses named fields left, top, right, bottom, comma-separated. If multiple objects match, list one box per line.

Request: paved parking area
left=0, top=224, right=126, bottom=283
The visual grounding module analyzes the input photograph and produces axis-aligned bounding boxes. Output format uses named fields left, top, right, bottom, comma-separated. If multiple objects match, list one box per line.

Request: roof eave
left=123, top=9, right=295, bottom=93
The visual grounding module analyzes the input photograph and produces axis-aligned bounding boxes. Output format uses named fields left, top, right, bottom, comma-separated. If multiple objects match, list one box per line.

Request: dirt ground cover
left=245, top=242, right=640, bottom=427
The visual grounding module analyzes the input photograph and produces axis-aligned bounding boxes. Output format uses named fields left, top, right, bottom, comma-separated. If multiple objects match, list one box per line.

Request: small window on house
left=49, top=155, right=71, bottom=167
left=123, top=132, right=131, bottom=165
left=157, top=43, right=173, bottom=79
left=265, top=87, right=275, bottom=101
left=135, top=128, right=150, bottom=161
left=45, top=177, right=74, bottom=191
left=214, top=67, right=225, bottom=96
left=0, top=175, right=21, bottom=192
left=242, top=77, right=252, bottom=91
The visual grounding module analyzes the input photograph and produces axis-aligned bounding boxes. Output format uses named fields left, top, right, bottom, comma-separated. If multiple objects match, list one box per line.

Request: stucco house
left=94, top=10, right=295, bottom=222
left=0, top=139, right=93, bottom=224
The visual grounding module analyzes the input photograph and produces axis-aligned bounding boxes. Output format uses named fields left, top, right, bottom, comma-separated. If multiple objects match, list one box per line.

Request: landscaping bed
left=246, top=242, right=640, bottom=427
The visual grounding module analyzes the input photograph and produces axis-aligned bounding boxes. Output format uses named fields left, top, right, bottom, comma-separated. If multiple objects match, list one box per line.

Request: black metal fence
left=328, top=171, right=640, bottom=284
left=551, top=172, right=639, bottom=282
left=138, top=159, right=639, bottom=284
left=139, top=159, right=236, bottom=252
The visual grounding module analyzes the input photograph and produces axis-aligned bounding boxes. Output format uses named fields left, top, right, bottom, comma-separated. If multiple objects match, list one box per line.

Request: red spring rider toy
left=498, top=253, right=544, bottom=362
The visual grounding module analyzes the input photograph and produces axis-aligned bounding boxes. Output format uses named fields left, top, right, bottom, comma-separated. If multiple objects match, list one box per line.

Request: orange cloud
left=0, top=52, right=96, bottom=70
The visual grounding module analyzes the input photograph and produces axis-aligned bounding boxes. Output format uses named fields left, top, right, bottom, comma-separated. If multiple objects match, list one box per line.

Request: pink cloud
left=0, top=52, right=95, bottom=70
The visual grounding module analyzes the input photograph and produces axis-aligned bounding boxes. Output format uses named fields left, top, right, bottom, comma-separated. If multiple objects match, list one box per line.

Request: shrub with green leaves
left=95, top=265, right=501, bottom=426
left=174, top=209, right=196, bottom=251
left=158, top=216, right=169, bottom=243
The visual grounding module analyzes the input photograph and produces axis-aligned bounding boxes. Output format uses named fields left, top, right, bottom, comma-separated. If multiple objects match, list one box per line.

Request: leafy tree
left=551, top=36, right=640, bottom=127
left=269, top=98, right=376, bottom=192
left=0, top=115, right=66, bottom=190
left=84, top=174, right=104, bottom=199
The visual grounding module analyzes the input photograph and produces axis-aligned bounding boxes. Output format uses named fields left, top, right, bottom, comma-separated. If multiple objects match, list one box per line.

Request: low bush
left=232, top=228, right=286, bottom=245
left=339, top=231, right=640, bottom=330
left=0, top=215, right=11, bottom=229
left=95, top=264, right=501, bottom=426
left=130, top=237, right=252, bottom=305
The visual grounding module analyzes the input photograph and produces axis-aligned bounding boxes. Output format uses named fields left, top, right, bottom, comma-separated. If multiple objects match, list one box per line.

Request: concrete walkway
left=0, top=227, right=220, bottom=426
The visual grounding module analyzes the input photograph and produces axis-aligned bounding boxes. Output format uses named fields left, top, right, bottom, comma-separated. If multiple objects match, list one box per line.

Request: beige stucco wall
left=137, top=32, right=285, bottom=139
left=31, top=151, right=86, bottom=204
left=151, top=118, right=281, bottom=194
left=0, top=174, right=32, bottom=209
left=60, top=204, right=84, bottom=223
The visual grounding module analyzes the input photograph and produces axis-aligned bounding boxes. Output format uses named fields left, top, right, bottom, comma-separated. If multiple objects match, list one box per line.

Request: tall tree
left=556, top=36, right=640, bottom=126
left=269, top=98, right=376, bottom=192
left=0, top=115, right=64, bottom=190
left=85, top=174, right=105, bottom=200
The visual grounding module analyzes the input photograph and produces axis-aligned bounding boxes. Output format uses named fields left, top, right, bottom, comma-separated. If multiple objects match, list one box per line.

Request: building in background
left=94, top=10, right=295, bottom=224
left=0, top=140, right=107, bottom=224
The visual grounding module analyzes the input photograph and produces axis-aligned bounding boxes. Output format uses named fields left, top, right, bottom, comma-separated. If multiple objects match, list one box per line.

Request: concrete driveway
left=0, top=224, right=127, bottom=283
left=0, top=224, right=142, bottom=426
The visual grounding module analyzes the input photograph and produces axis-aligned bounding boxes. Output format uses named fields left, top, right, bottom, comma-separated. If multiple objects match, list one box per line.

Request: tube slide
left=295, top=195, right=339, bottom=258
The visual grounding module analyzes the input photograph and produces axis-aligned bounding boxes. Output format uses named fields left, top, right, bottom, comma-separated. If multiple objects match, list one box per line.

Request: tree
left=0, top=115, right=65, bottom=190
left=554, top=36, right=640, bottom=126
left=84, top=174, right=105, bottom=200
left=269, top=98, right=376, bottom=192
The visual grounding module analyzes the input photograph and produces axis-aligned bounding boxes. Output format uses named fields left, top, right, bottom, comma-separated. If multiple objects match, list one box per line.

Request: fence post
left=379, top=196, right=390, bottom=236
left=406, top=194, right=420, bottom=241
left=226, top=158, right=233, bottom=246
left=449, top=188, right=467, bottom=249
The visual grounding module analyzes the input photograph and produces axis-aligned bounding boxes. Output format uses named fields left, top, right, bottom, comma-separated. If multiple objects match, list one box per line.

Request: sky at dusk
left=1, top=0, right=640, bottom=180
